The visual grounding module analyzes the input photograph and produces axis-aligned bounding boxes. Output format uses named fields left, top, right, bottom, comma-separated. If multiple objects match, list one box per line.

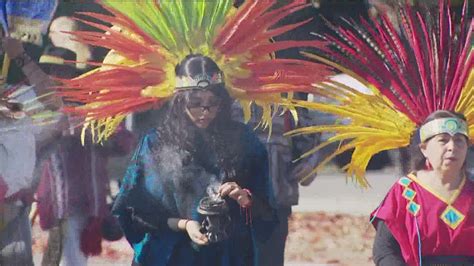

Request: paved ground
left=295, top=168, right=399, bottom=215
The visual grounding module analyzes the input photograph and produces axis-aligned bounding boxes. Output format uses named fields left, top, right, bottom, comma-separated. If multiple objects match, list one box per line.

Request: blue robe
left=113, top=123, right=277, bottom=266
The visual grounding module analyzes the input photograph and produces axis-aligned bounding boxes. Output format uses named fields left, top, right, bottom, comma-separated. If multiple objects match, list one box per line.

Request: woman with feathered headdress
left=286, top=0, right=473, bottom=265
left=54, top=1, right=332, bottom=265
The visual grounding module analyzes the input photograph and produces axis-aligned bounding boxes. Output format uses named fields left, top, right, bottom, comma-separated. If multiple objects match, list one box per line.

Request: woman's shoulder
left=131, top=128, right=161, bottom=156
left=140, top=128, right=161, bottom=143
left=218, top=121, right=266, bottom=155
left=225, top=120, right=255, bottom=134
left=383, top=175, right=413, bottom=196
left=219, top=120, right=254, bottom=139
left=371, top=175, right=412, bottom=221
left=223, top=120, right=248, bottom=131
left=231, top=121, right=264, bottom=143
left=382, top=174, right=413, bottom=186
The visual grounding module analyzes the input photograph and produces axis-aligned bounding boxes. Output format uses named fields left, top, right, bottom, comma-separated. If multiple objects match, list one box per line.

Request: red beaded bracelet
left=242, top=188, right=252, bottom=199
left=240, top=189, right=253, bottom=225
left=240, top=188, right=252, bottom=208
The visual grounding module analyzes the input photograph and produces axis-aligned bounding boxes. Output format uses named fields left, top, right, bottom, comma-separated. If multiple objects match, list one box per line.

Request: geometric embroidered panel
left=440, top=206, right=465, bottom=230
left=399, top=177, right=412, bottom=187
left=406, top=201, right=420, bottom=216
left=402, top=187, right=416, bottom=201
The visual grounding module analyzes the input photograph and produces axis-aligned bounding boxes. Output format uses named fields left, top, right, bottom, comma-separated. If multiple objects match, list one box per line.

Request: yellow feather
left=287, top=78, right=415, bottom=186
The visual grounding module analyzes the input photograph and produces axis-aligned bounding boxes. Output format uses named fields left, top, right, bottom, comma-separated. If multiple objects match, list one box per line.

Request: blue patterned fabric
left=113, top=123, right=277, bottom=266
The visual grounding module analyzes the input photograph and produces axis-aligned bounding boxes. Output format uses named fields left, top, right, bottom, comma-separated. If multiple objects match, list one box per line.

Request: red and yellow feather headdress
left=56, top=0, right=333, bottom=142
left=287, top=0, right=473, bottom=187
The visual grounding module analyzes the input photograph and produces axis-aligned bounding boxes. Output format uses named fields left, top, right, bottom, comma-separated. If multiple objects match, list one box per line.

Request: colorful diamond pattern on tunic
left=440, top=206, right=465, bottom=230
left=402, top=187, right=416, bottom=201
left=406, top=201, right=420, bottom=216
left=398, top=177, right=412, bottom=187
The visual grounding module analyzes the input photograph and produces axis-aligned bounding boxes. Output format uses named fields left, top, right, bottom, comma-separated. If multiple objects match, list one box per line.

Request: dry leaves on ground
left=286, top=212, right=375, bottom=265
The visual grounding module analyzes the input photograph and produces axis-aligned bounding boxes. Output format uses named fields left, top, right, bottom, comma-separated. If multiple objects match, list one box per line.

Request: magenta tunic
left=371, top=173, right=474, bottom=266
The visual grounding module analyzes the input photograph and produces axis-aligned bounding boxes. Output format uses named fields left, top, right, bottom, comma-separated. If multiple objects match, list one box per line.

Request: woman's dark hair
left=175, top=54, right=221, bottom=78
left=409, top=110, right=468, bottom=172
left=164, top=54, right=232, bottom=143
left=155, top=54, right=241, bottom=180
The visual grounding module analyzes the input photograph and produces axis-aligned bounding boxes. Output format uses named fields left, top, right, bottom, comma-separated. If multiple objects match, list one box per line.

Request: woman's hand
left=218, top=182, right=251, bottom=207
left=185, top=220, right=208, bottom=246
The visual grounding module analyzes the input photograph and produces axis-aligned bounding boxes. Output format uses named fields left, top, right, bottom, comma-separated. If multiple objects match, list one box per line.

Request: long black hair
left=155, top=54, right=242, bottom=180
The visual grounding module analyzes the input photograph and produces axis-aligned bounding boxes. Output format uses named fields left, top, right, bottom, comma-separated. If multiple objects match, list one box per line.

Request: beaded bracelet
left=240, top=189, right=253, bottom=225
left=242, top=188, right=252, bottom=198
left=240, top=188, right=252, bottom=208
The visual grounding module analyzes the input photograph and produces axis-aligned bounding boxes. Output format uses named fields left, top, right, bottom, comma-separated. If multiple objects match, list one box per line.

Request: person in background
left=34, top=45, right=135, bottom=266
left=232, top=100, right=320, bottom=266
left=37, top=119, right=135, bottom=266
left=0, top=36, right=62, bottom=266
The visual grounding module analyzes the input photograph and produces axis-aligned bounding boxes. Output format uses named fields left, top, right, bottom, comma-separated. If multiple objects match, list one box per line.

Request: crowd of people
left=0, top=1, right=472, bottom=266
left=0, top=8, right=136, bottom=265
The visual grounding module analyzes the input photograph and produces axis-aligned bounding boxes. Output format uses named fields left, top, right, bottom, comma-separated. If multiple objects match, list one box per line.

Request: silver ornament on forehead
left=175, top=72, right=224, bottom=90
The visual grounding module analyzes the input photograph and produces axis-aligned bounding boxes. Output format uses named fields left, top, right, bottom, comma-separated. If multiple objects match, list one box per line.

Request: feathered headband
left=286, top=0, right=473, bottom=187
left=55, top=0, right=333, bottom=142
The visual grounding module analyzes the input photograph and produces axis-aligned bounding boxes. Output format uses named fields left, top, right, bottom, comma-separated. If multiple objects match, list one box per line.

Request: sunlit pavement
left=295, top=169, right=399, bottom=215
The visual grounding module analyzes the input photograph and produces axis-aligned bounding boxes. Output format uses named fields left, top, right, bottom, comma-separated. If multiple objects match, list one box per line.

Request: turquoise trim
left=440, top=206, right=465, bottom=229
left=407, top=201, right=420, bottom=216
left=444, top=209, right=461, bottom=224
left=398, top=176, right=412, bottom=187
left=402, top=187, right=416, bottom=201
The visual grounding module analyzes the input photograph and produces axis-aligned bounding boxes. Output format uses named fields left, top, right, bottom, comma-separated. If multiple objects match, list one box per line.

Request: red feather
left=56, top=0, right=332, bottom=124
left=309, top=0, right=472, bottom=124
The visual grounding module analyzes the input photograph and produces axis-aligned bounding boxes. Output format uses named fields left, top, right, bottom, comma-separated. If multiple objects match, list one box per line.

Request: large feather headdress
left=56, top=0, right=332, bottom=142
left=287, top=0, right=473, bottom=187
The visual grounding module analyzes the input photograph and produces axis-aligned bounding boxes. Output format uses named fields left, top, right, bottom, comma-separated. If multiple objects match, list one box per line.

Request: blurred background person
left=0, top=1, right=59, bottom=264
left=232, top=102, right=320, bottom=266
left=33, top=16, right=135, bottom=266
